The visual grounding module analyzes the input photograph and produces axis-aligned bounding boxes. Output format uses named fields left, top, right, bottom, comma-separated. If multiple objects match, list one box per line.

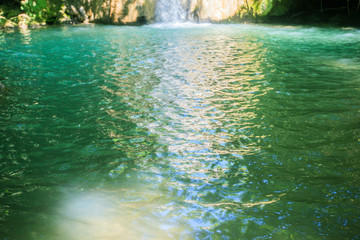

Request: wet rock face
left=187, top=0, right=299, bottom=22
left=188, top=0, right=245, bottom=22
left=2, top=0, right=357, bottom=26
left=17, top=13, right=31, bottom=28
left=63, top=0, right=156, bottom=25
left=62, top=0, right=293, bottom=24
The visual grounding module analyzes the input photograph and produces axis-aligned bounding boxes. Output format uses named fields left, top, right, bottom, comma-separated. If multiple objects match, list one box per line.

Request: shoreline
left=1, top=15, right=359, bottom=31
left=1, top=3, right=360, bottom=30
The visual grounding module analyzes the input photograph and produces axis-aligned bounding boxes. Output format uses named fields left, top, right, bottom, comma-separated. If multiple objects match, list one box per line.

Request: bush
left=20, top=0, right=48, bottom=22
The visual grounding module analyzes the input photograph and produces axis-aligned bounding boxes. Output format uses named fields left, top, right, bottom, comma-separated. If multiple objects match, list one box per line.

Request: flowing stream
left=0, top=24, right=360, bottom=239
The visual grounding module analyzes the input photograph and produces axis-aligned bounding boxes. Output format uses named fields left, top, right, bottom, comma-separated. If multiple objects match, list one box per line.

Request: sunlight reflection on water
left=57, top=186, right=189, bottom=240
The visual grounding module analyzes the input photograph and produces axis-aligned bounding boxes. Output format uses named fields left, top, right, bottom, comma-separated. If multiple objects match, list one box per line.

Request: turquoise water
left=0, top=23, right=360, bottom=239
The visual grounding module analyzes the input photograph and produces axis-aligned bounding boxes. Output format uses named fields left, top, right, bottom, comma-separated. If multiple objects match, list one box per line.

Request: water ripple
left=0, top=24, right=360, bottom=239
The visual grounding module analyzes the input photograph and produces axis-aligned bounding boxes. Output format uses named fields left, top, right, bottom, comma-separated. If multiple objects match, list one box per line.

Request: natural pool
left=0, top=23, right=360, bottom=239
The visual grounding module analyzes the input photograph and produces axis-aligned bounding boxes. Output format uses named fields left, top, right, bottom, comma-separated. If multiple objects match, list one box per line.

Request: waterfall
left=156, top=0, right=187, bottom=23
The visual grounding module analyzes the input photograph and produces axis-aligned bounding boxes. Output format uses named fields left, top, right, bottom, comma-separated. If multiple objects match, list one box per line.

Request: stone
left=63, top=0, right=156, bottom=25
left=18, top=13, right=32, bottom=28
left=61, top=0, right=294, bottom=24
left=0, top=0, right=357, bottom=26
left=28, top=20, right=41, bottom=27
left=9, top=16, right=19, bottom=23
left=4, top=20, right=17, bottom=28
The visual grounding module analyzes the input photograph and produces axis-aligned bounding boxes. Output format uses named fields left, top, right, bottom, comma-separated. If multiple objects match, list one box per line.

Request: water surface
left=0, top=24, right=360, bottom=239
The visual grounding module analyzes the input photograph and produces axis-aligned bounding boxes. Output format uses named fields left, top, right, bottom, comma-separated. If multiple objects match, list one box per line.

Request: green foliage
left=0, top=4, right=21, bottom=18
left=19, top=0, right=63, bottom=24
left=239, top=0, right=291, bottom=18
left=269, top=0, right=291, bottom=16
left=0, top=16, right=6, bottom=27
left=249, top=0, right=274, bottom=16
left=20, top=0, right=48, bottom=22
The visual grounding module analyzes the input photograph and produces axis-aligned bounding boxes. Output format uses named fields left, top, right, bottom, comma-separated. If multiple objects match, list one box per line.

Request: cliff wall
left=64, top=0, right=304, bottom=24
left=64, top=0, right=156, bottom=24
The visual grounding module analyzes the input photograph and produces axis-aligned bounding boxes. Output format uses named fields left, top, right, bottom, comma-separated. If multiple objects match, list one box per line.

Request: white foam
left=156, top=0, right=186, bottom=23
left=149, top=22, right=212, bottom=29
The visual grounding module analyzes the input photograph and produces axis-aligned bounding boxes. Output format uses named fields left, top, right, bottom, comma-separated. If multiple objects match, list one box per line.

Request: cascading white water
left=156, top=0, right=187, bottom=23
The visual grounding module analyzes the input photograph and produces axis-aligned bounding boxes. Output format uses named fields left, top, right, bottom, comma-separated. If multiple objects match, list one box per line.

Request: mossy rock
left=0, top=6, right=5, bottom=16
left=9, top=16, right=19, bottom=23
left=0, top=16, right=6, bottom=27
left=4, top=20, right=17, bottom=28
left=269, top=0, right=291, bottom=16
left=28, top=20, right=41, bottom=27
left=249, top=0, right=274, bottom=16
left=18, top=13, right=32, bottom=28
